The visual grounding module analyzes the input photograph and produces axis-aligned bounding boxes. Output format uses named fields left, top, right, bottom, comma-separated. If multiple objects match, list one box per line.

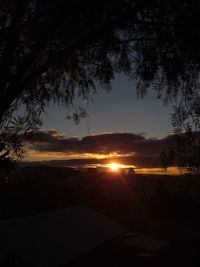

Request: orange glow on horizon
left=25, top=148, right=134, bottom=161
left=109, top=163, right=120, bottom=171
left=25, top=148, right=180, bottom=175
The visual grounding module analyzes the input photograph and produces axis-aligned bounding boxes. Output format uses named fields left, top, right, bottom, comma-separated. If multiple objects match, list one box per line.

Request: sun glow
left=109, top=163, right=121, bottom=171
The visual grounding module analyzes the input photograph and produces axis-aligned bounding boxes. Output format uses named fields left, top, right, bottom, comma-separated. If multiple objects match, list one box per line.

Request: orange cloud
left=25, top=149, right=133, bottom=162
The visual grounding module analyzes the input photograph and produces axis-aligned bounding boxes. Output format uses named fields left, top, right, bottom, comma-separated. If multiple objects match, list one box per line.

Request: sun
left=109, top=163, right=120, bottom=171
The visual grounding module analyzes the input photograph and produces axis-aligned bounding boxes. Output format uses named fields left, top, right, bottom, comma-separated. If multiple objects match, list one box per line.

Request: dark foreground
left=0, top=166, right=200, bottom=266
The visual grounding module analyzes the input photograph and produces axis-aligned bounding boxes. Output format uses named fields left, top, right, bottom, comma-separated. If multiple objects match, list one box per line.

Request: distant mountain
left=19, top=159, right=97, bottom=168
left=19, top=160, right=72, bottom=168
left=20, top=165, right=81, bottom=183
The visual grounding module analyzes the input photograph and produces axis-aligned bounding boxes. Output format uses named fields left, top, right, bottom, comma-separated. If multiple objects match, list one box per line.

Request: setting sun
left=109, top=163, right=120, bottom=171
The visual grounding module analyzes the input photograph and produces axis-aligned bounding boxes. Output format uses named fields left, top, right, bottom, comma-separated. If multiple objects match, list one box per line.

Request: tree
left=171, top=94, right=200, bottom=174
left=0, top=102, right=42, bottom=179
left=1, top=1, right=200, bottom=169
left=160, top=93, right=200, bottom=174
left=1, top=1, right=200, bottom=116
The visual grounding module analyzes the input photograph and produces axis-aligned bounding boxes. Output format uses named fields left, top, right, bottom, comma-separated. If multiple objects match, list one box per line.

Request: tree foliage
left=0, top=102, right=42, bottom=178
left=1, top=1, right=200, bottom=170
left=171, top=93, right=200, bottom=174
left=1, top=0, right=200, bottom=116
left=160, top=92, right=200, bottom=174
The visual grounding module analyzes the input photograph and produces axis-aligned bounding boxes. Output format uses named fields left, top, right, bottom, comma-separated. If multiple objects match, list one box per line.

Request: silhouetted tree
left=171, top=95, right=200, bottom=174
left=1, top=1, right=200, bottom=117
left=0, top=103, right=41, bottom=178
left=128, top=167, right=135, bottom=175
left=160, top=149, right=175, bottom=171
left=1, top=1, right=200, bottom=168
left=160, top=94, right=200, bottom=174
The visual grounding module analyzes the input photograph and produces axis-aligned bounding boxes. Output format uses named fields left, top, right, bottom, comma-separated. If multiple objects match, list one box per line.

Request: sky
left=41, top=75, right=174, bottom=139
left=25, top=75, right=178, bottom=174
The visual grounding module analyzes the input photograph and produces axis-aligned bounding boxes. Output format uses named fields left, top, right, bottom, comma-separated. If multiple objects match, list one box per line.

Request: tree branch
left=0, top=1, right=28, bottom=90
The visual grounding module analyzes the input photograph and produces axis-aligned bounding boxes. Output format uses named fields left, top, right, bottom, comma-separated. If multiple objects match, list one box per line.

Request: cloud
left=25, top=130, right=176, bottom=167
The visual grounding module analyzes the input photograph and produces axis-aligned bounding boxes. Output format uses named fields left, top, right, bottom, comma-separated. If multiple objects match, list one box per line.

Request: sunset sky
left=25, top=75, right=177, bottom=174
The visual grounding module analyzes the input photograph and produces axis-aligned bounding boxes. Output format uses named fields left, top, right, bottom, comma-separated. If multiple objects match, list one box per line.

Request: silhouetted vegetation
left=0, top=106, right=42, bottom=179
left=1, top=1, right=200, bottom=170
left=1, top=2, right=200, bottom=263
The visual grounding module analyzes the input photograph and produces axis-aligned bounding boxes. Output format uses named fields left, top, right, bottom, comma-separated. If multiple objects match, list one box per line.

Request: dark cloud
left=25, top=129, right=66, bottom=143
left=22, top=155, right=168, bottom=168
left=25, top=130, right=176, bottom=166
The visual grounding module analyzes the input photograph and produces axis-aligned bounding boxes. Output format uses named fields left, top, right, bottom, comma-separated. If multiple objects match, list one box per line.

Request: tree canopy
left=1, top=0, right=200, bottom=115
left=1, top=0, right=200, bottom=171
